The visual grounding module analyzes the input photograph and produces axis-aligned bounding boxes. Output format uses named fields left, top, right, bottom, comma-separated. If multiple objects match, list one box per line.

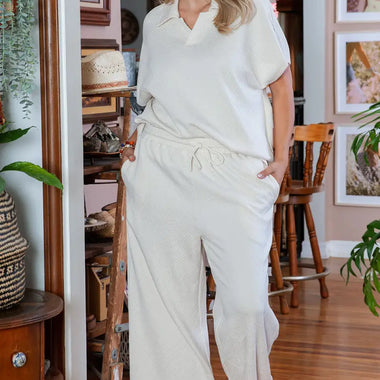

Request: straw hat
left=82, top=50, right=130, bottom=94
left=0, top=191, right=29, bottom=310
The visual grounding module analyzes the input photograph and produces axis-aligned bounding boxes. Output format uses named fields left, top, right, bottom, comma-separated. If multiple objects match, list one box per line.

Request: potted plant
left=0, top=99, right=63, bottom=310
left=0, top=0, right=63, bottom=310
left=340, top=101, right=380, bottom=316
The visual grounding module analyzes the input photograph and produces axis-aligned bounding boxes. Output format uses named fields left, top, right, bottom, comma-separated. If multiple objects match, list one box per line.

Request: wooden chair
left=282, top=123, right=335, bottom=308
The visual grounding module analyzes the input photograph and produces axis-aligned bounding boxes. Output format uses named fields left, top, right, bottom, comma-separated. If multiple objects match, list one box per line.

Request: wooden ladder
left=88, top=91, right=134, bottom=380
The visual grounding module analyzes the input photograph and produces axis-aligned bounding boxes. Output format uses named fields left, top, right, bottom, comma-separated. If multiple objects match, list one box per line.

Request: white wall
left=59, top=0, right=87, bottom=378
left=0, top=0, right=44, bottom=289
left=302, top=0, right=327, bottom=258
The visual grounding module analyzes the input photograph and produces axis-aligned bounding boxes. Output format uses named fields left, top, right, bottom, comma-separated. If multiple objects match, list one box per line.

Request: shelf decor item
left=0, top=191, right=28, bottom=310
left=80, top=0, right=111, bottom=26
left=81, top=39, right=122, bottom=123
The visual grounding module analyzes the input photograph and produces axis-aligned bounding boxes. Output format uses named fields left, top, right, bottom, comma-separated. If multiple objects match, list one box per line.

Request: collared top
left=134, top=0, right=291, bottom=161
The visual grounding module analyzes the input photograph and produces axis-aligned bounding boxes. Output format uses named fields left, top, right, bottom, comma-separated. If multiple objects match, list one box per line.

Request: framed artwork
left=335, top=32, right=380, bottom=114
left=81, top=39, right=120, bottom=124
left=335, top=125, right=380, bottom=207
left=80, top=0, right=111, bottom=26
left=337, top=0, right=380, bottom=23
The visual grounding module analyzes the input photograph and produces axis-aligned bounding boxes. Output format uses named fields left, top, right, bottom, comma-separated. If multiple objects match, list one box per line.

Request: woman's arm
left=257, top=66, right=294, bottom=184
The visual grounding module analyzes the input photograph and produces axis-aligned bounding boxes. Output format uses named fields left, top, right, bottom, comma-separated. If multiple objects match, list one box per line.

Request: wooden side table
left=0, top=288, right=63, bottom=380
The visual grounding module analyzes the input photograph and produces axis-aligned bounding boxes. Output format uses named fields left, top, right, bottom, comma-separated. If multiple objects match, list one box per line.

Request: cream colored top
left=135, top=0, right=291, bottom=161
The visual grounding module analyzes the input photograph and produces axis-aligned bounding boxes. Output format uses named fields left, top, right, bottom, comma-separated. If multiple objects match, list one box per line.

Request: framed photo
left=80, top=0, right=111, bottom=26
left=335, top=32, right=380, bottom=114
left=335, top=125, right=380, bottom=207
left=337, top=0, right=380, bottom=23
left=81, top=39, right=120, bottom=124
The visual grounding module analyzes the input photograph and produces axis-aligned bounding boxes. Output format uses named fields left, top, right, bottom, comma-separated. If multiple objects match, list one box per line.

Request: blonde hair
left=159, top=0, right=255, bottom=34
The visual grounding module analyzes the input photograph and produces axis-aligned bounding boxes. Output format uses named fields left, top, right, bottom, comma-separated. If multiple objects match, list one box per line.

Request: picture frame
left=336, top=0, right=380, bottom=23
left=81, top=39, right=121, bottom=124
left=335, top=31, right=380, bottom=114
left=334, top=125, right=380, bottom=207
left=80, top=0, right=111, bottom=26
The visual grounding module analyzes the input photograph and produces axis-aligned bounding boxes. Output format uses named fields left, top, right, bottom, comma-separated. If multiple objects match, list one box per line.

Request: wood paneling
left=38, top=0, right=65, bottom=375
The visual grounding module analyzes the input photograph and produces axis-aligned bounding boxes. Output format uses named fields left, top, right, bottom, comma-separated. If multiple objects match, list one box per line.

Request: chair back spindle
left=293, top=123, right=335, bottom=190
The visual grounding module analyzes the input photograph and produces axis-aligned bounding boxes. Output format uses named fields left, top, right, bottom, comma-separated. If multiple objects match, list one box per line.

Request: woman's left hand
left=256, top=159, right=288, bottom=186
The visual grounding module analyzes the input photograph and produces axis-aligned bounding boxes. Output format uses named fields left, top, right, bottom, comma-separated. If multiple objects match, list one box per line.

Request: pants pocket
left=261, top=159, right=280, bottom=199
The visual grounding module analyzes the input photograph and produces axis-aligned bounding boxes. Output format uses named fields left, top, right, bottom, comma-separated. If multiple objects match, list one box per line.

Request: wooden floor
left=89, top=258, right=380, bottom=379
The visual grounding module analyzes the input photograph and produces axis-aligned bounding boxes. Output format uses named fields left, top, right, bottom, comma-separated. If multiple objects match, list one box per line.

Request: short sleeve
left=136, top=16, right=152, bottom=107
left=248, top=0, right=291, bottom=89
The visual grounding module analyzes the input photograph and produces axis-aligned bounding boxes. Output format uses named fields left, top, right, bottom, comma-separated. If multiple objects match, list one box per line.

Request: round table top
left=0, top=288, right=63, bottom=330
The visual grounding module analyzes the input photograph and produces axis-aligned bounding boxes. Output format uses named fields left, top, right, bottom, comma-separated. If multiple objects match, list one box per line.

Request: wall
left=0, top=0, right=44, bottom=290
left=303, top=0, right=379, bottom=258
left=302, top=0, right=327, bottom=257
left=60, top=0, right=87, bottom=378
left=120, top=0, right=147, bottom=54
left=324, top=0, right=379, bottom=254
left=81, top=1, right=122, bottom=46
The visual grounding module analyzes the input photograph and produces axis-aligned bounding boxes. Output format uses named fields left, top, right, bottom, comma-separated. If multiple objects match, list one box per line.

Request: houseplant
left=0, top=0, right=63, bottom=309
left=0, top=99, right=63, bottom=310
left=340, top=101, right=380, bottom=317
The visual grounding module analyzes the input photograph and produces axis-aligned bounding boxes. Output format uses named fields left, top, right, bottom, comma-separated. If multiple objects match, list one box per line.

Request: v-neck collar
left=156, top=0, right=219, bottom=28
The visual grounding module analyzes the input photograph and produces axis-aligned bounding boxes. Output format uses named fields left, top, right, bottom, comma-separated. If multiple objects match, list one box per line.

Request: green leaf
left=0, top=127, right=33, bottom=143
left=0, top=176, right=5, bottom=193
left=373, top=269, right=380, bottom=293
left=0, top=161, right=63, bottom=190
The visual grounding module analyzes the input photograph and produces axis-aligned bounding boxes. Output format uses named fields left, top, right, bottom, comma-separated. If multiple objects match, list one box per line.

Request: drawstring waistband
left=142, top=123, right=230, bottom=172
left=190, top=143, right=225, bottom=171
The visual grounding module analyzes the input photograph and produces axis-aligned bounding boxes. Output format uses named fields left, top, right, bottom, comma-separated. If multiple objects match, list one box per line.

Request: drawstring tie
left=190, top=143, right=225, bottom=171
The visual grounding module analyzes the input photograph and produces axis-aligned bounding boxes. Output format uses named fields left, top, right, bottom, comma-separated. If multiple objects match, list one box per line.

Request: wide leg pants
left=121, top=122, right=281, bottom=380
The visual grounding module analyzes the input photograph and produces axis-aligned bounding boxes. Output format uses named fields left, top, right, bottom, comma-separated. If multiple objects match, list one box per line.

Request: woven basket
left=0, top=191, right=29, bottom=310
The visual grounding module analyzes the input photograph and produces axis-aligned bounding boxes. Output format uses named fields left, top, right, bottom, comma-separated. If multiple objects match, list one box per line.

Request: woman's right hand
left=122, top=145, right=136, bottom=162
left=121, top=129, right=138, bottom=161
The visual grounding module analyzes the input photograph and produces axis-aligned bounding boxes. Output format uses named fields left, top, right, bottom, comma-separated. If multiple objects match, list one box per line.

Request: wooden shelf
left=87, top=312, right=128, bottom=340
left=84, top=161, right=121, bottom=176
left=82, top=87, right=137, bottom=98
left=85, top=241, right=113, bottom=260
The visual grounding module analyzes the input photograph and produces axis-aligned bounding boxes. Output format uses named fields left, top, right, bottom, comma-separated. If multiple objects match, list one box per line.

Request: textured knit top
left=134, top=0, right=291, bottom=161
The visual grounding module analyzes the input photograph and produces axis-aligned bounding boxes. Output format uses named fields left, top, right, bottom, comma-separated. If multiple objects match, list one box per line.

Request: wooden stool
left=283, top=123, right=335, bottom=308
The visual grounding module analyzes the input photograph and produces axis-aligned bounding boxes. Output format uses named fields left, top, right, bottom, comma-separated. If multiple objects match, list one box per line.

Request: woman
left=121, top=0, right=294, bottom=379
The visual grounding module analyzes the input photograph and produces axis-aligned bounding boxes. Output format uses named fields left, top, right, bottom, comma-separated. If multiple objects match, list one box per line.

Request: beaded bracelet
left=119, top=140, right=136, bottom=158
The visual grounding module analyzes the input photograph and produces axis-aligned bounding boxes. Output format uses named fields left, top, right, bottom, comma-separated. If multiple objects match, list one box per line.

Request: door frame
left=39, top=0, right=87, bottom=378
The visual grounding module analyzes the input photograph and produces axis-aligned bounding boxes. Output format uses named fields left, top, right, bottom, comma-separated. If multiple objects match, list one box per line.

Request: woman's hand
left=120, top=129, right=138, bottom=161
left=121, top=146, right=136, bottom=162
left=257, top=159, right=288, bottom=186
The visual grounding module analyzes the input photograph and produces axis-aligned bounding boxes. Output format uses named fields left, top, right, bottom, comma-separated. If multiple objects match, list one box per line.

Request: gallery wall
left=324, top=1, right=379, bottom=250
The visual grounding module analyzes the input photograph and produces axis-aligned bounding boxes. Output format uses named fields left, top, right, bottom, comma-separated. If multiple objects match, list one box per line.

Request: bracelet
left=119, top=140, right=136, bottom=158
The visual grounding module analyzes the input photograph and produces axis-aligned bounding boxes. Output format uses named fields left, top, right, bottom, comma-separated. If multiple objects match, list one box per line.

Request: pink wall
left=324, top=1, right=379, bottom=241
left=80, top=2, right=122, bottom=45
left=81, top=0, right=122, bottom=215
